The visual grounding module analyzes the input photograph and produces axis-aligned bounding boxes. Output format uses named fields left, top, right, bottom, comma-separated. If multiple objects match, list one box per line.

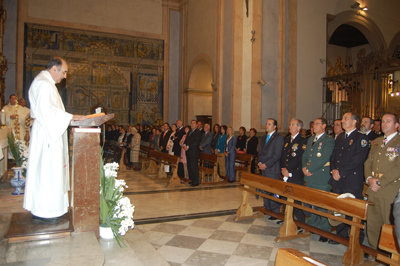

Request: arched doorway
left=324, top=11, right=387, bottom=121
left=185, top=59, right=213, bottom=123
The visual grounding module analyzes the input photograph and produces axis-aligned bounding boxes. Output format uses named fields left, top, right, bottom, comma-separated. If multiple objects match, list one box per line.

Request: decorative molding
left=184, top=88, right=213, bottom=95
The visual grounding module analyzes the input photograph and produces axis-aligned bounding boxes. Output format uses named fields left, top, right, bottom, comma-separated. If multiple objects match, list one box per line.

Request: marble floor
left=0, top=169, right=383, bottom=265
left=120, top=169, right=262, bottom=220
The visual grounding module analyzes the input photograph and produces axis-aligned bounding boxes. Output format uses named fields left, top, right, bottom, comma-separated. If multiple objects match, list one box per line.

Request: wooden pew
left=198, top=153, right=219, bottom=183
left=234, top=153, right=253, bottom=181
left=377, top=224, right=400, bottom=266
left=275, top=248, right=327, bottom=266
left=139, top=145, right=153, bottom=172
left=236, top=172, right=369, bottom=265
left=144, top=149, right=181, bottom=187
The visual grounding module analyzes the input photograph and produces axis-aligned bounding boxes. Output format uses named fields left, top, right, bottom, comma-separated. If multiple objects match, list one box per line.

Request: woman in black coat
left=245, top=128, right=258, bottom=173
left=236, top=126, right=247, bottom=154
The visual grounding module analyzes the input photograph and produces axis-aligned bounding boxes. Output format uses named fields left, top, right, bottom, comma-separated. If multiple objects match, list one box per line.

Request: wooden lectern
left=70, top=114, right=114, bottom=236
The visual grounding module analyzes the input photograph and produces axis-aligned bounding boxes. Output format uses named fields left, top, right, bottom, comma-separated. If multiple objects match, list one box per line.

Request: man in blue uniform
left=329, top=112, right=370, bottom=243
left=280, top=118, right=307, bottom=223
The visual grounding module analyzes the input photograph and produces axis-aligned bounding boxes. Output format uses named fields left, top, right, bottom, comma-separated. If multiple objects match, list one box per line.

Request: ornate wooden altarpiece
left=323, top=49, right=400, bottom=125
left=23, top=23, right=165, bottom=126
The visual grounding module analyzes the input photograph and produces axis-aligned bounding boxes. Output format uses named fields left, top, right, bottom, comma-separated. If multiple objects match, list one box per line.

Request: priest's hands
left=72, top=115, right=87, bottom=121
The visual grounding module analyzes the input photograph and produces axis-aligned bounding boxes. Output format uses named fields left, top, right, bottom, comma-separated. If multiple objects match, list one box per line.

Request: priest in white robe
left=23, top=57, right=85, bottom=222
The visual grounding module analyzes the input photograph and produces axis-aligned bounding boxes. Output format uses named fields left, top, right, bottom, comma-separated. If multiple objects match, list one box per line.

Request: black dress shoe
left=318, top=236, right=328, bottom=242
left=32, top=215, right=60, bottom=224
left=328, top=239, right=339, bottom=245
left=190, top=183, right=199, bottom=187
left=268, top=216, right=277, bottom=221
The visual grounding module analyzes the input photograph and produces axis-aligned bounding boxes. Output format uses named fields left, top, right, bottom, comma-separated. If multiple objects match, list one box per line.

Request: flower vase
left=10, top=167, right=25, bottom=195
left=99, top=225, right=114, bottom=240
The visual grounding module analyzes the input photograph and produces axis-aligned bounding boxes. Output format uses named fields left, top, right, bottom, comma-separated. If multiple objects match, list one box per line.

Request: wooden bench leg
left=145, top=160, right=158, bottom=175
left=342, top=218, right=363, bottom=265
left=235, top=185, right=262, bottom=221
left=119, top=149, right=127, bottom=171
left=167, top=165, right=182, bottom=187
left=199, top=167, right=204, bottom=184
left=276, top=198, right=310, bottom=242
left=212, top=166, right=219, bottom=183
left=140, top=158, right=149, bottom=173
left=158, top=162, right=168, bottom=178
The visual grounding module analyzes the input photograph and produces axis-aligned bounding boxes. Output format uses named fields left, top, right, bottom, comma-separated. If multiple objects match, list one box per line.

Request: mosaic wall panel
left=24, top=23, right=164, bottom=125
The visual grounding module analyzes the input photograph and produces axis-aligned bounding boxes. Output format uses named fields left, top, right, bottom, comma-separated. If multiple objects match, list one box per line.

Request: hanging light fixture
left=390, top=79, right=400, bottom=97
left=351, top=2, right=368, bottom=11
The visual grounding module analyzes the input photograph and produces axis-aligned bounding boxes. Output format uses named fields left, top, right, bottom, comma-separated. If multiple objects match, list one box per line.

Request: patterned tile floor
left=137, top=214, right=357, bottom=266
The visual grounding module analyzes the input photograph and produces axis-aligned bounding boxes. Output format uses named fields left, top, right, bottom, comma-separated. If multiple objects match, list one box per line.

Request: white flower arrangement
left=8, top=134, right=28, bottom=168
left=100, top=158, right=135, bottom=246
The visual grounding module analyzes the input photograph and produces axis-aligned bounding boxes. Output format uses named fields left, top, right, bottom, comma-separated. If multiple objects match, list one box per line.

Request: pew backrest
left=240, top=172, right=368, bottom=222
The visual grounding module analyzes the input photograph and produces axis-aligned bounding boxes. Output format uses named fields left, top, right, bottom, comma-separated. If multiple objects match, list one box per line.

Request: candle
left=1, top=109, right=4, bottom=125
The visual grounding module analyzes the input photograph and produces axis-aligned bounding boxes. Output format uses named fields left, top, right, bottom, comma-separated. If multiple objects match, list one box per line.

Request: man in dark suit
left=373, top=119, right=383, bottom=136
left=199, top=123, right=213, bottom=154
left=173, top=120, right=185, bottom=156
left=184, top=120, right=203, bottom=186
left=159, top=122, right=171, bottom=153
left=258, top=118, right=284, bottom=218
left=329, top=112, right=370, bottom=244
left=302, top=117, right=334, bottom=242
left=333, top=119, right=343, bottom=140
left=280, top=118, right=307, bottom=223
left=360, top=116, right=379, bottom=141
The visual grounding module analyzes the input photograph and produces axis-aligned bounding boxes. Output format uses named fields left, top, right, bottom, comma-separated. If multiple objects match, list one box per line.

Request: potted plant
left=99, top=157, right=135, bottom=246
left=7, top=133, right=28, bottom=195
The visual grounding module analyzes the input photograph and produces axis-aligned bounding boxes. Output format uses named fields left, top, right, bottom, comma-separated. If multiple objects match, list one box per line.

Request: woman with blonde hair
left=225, top=126, right=237, bottom=182
left=130, top=127, right=141, bottom=170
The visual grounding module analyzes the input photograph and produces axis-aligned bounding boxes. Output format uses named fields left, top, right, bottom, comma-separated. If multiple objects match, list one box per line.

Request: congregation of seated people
left=104, top=112, right=400, bottom=250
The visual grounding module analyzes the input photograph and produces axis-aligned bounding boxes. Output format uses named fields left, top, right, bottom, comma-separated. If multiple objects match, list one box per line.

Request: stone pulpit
left=70, top=113, right=114, bottom=235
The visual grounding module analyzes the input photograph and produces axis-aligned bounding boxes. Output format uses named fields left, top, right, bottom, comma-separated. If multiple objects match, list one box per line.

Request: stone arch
left=387, top=31, right=400, bottom=65
left=187, top=54, right=215, bottom=87
left=328, top=11, right=386, bottom=51
left=185, top=58, right=213, bottom=122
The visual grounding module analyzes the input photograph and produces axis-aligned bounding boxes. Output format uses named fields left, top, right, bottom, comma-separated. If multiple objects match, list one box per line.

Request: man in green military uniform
left=302, top=117, right=335, bottom=242
left=365, top=113, right=400, bottom=248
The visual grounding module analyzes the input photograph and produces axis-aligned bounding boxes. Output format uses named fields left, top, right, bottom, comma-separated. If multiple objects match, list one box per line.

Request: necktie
left=383, top=137, right=388, bottom=146
left=265, top=134, right=270, bottom=144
